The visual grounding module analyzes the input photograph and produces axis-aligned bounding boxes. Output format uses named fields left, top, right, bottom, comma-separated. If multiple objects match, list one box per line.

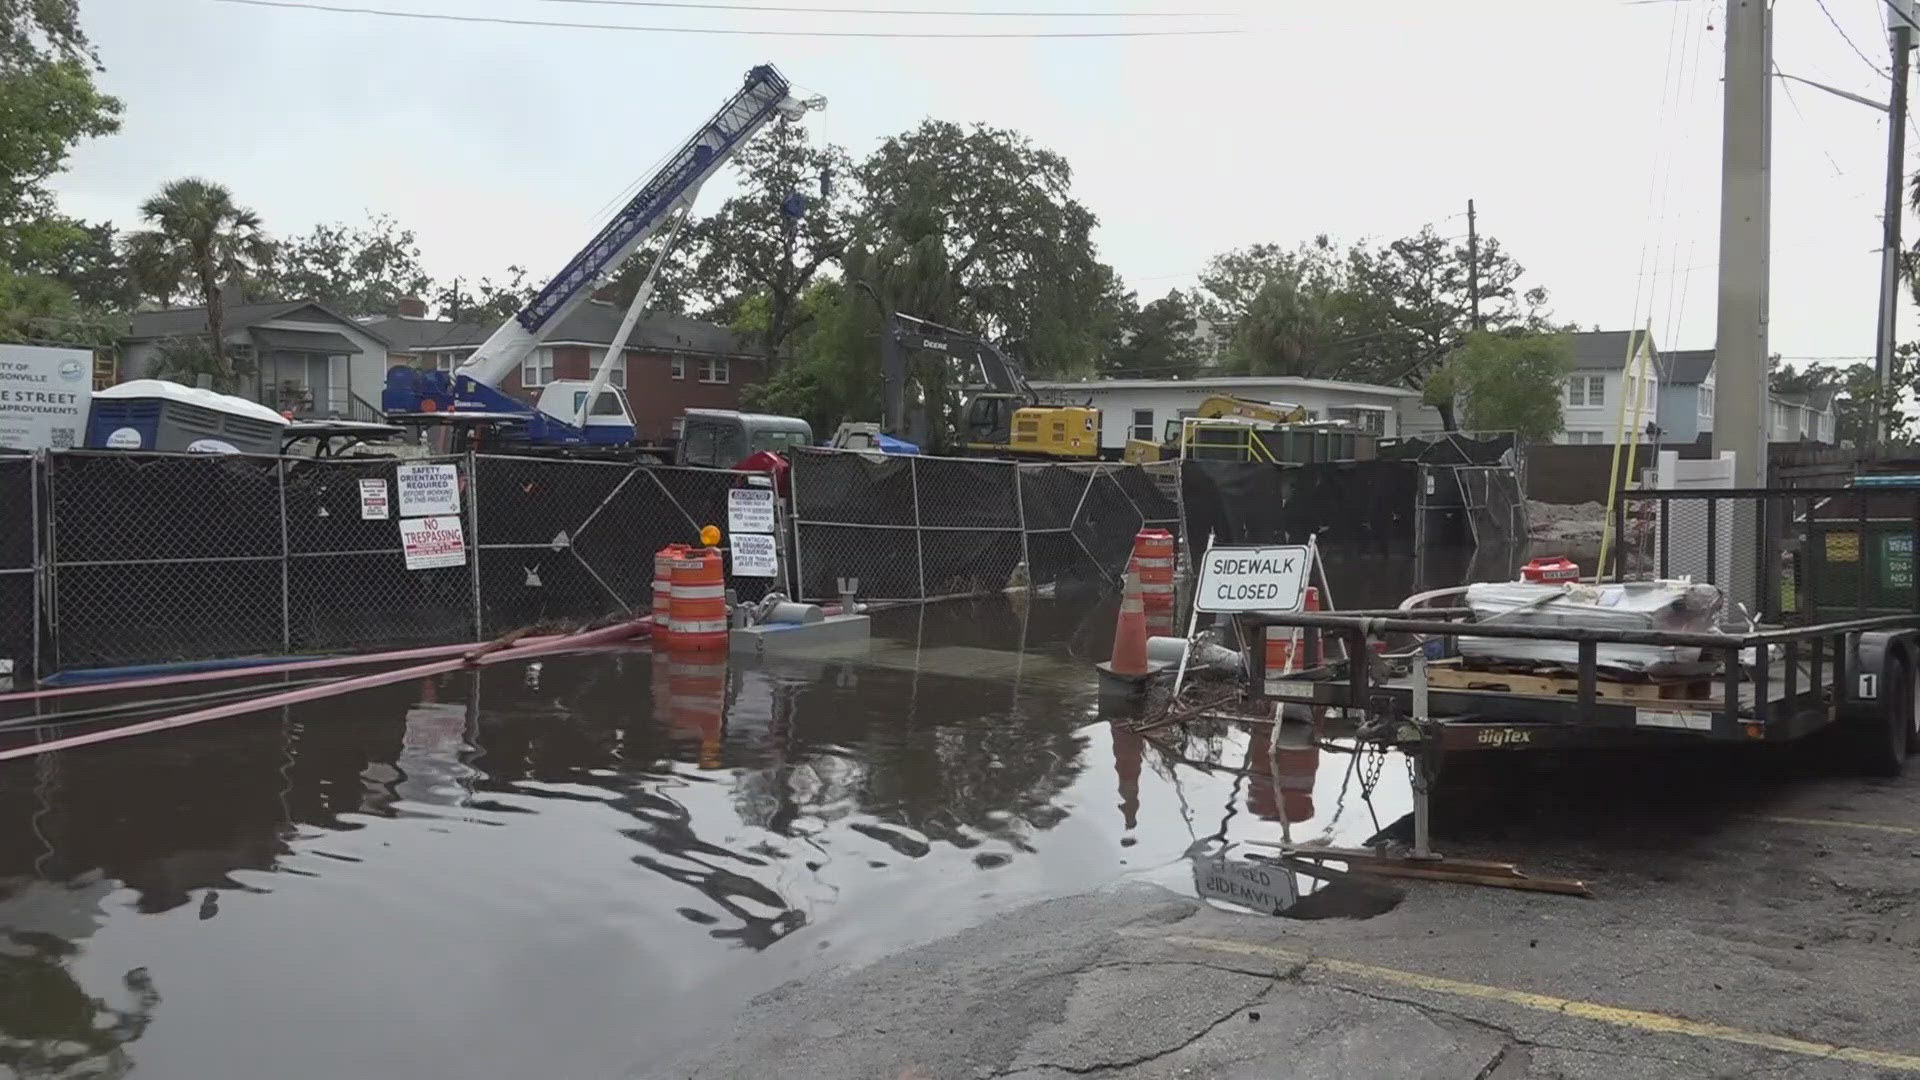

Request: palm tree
left=125, top=179, right=273, bottom=389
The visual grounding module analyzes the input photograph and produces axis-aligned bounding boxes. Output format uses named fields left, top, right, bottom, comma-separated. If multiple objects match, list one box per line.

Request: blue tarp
left=876, top=434, right=920, bottom=455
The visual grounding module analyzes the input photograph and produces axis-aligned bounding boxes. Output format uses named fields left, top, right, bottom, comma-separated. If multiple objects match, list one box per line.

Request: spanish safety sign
left=396, top=462, right=460, bottom=517
left=399, top=516, right=467, bottom=570
left=1195, top=544, right=1310, bottom=613
left=730, top=533, right=779, bottom=578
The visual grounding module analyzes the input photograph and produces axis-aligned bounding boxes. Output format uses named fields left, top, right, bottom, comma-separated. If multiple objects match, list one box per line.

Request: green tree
left=1340, top=227, right=1552, bottom=426
left=739, top=279, right=875, bottom=434
left=434, top=266, right=534, bottom=326
left=855, top=120, right=1120, bottom=378
left=0, top=2, right=121, bottom=237
left=263, top=213, right=431, bottom=316
left=3, top=214, right=131, bottom=309
left=1436, top=330, right=1572, bottom=442
left=146, top=334, right=246, bottom=388
left=1102, top=289, right=1202, bottom=378
left=1773, top=357, right=1907, bottom=446
left=673, top=121, right=854, bottom=358
left=124, top=179, right=274, bottom=390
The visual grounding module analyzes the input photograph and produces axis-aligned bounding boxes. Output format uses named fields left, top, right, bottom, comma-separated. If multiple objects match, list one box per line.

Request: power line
left=212, top=0, right=1241, bottom=36
left=545, top=0, right=1232, bottom=16
left=1813, top=0, right=1889, bottom=79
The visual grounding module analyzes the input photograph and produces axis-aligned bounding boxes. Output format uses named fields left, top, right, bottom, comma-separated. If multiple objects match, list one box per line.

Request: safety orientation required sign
left=1195, top=544, right=1311, bottom=613
left=396, top=462, right=461, bottom=517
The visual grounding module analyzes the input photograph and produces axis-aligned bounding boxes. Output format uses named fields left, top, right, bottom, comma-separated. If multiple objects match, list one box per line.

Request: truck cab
left=676, top=409, right=812, bottom=468
left=534, top=381, right=636, bottom=445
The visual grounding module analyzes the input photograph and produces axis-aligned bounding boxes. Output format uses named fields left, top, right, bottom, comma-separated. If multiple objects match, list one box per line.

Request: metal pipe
left=0, top=619, right=651, bottom=763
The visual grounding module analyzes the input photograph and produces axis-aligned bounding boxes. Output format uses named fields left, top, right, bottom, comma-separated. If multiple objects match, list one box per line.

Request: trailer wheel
left=1856, top=652, right=1912, bottom=778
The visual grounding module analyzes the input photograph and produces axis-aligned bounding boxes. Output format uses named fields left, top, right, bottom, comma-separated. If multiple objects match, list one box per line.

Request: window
left=671, top=357, right=686, bottom=381
left=752, top=430, right=810, bottom=454
left=1567, top=375, right=1605, bottom=407
left=671, top=417, right=686, bottom=440
left=1132, top=408, right=1155, bottom=441
left=1328, top=406, right=1387, bottom=434
left=521, top=351, right=554, bottom=387
left=604, top=355, right=627, bottom=391
left=570, top=390, right=626, bottom=417
left=1699, top=385, right=1714, bottom=416
left=699, top=358, right=730, bottom=385
left=1566, top=430, right=1605, bottom=445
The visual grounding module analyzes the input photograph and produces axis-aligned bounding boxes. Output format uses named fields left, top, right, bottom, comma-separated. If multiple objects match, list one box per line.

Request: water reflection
left=0, top=592, right=1409, bottom=1078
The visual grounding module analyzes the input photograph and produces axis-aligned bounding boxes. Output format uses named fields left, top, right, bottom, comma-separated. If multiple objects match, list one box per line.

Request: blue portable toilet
left=87, top=380, right=289, bottom=454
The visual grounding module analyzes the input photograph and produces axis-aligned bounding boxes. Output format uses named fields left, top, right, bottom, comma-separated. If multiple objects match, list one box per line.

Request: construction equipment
left=880, top=313, right=1099, bottom=461
left=1122, top=395, right=1379, bottom=465
left=381, top=65, right=823, bottom=452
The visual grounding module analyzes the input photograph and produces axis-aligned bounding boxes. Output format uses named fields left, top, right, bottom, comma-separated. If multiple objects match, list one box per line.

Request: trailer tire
left=1855, top=652, right=1912, bottom=778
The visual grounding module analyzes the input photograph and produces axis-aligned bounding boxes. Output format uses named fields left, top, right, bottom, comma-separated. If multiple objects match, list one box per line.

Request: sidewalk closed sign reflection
left=1191, top=853, right=1297, bottom=915
left=1195, top=544, right=1310, bottom=613
left=399, top=516, right=467, bottom=570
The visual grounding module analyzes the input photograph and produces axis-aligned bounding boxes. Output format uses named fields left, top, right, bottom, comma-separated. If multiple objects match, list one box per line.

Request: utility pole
left=1467, top=199, right=1482, bottom=331
left=1712, top=0, right=1771, bottom=488
left=1876, top=2, right=1916, bottom=445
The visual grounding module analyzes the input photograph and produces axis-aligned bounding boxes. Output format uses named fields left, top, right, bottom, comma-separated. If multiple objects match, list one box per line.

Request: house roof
left=126, top=300, right=392, bottom=347
left=1027, top=375, right=1421, bottom=398
left=1664, top=348, right=1714, bottom=385
left=368, top=303, right=757, bottom=358
left=1569, top=329, right=1658, bottom=371
left=1776, top=388, right=1838, bottom=411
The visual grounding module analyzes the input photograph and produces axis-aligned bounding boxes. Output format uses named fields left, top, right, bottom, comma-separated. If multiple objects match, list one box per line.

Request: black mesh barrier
left=1015, top=465, right=1086, bottom=533
left=48, top=452, right=287, bottom=669
left=789, top=448, right=922, bottom=601
left=1377, top=431, right=1518, bottom=466
left=473, top=455, right=770, bottom=635
left=1457, top=465, right=1531, bottom=583
left=788, top=448, right=915, bottom=526
left=914, top=456, right=1020, bottom=529
left=792, top=523, right=924, bottom=600
left=0, top=454, right=34, bottom=680
left=283, top=456, right=475, bottom=653
left=1072, top=469, right=1147, bottom=577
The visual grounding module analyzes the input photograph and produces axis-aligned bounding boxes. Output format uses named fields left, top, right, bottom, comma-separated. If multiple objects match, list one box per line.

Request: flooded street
left=0, top=594, right=1406, bottom=1080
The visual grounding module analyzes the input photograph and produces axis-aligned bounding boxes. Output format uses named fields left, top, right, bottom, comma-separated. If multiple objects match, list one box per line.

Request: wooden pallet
left=1425, top=658, right=1716, bottom=702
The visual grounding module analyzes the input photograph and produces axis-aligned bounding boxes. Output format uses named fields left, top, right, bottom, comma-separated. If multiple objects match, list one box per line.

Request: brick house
left=361, top=296, right=771, bottom=443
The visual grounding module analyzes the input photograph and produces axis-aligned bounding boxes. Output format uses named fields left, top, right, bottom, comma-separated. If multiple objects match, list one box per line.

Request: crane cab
left=535, top=380, right=636, bottom=445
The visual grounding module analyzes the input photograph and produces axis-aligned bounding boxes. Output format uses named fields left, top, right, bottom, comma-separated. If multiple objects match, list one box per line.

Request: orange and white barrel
left=1273, top=740, right=1319, bottom=824
left=1264, top=624, right=1297, bottom=689
left=653, top=544, right=687, bottom=643
left=668, top=547, right=729, bottom=651
left=668, top=651, right=728, bottom=769
left=1131, top=529, right=1176, bottom=622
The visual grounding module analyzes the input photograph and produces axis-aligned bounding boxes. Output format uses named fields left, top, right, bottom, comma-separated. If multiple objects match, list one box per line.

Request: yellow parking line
left=1742, top=814, right=1920, bottom=837
left=1157, top=934, right=1920, bottom=1072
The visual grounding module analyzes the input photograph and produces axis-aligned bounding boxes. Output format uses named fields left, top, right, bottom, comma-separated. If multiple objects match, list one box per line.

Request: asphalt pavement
left=655, top=743, right=1920, bottom=1079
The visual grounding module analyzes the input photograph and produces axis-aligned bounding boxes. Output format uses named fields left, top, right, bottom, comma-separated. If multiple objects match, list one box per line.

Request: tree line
left=9, top=1, right=1910, bottom=445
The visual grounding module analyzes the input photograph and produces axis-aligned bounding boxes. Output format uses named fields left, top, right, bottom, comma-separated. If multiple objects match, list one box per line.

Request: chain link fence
left=788, top=449, right=1181, bottom=602
left=0, top=453, right=36, bottom=682
left=472, top=454, right=766, bottom=635
left=1621, top=488, right=1920, bottom=624
left=34, top=451, right=766, bottom=676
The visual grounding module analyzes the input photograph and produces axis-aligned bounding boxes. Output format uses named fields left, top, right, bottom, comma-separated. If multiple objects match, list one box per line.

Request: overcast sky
left=47, top=0, right=1920, bottom=368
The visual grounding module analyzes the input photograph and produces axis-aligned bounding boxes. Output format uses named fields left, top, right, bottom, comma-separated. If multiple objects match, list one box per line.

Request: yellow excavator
left=882, top=313, right=1100, bottom=461
left=1122, top=394, right=1312, bottom=464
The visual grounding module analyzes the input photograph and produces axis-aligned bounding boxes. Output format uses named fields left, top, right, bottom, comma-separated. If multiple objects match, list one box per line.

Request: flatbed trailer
left=1243, top=486, right=1920, bottom=778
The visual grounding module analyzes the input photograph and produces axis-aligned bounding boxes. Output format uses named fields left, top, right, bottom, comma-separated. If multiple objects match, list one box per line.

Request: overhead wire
left=1813, top=0, right=1889, bottom=79
left=212, top=0, right=1242, bottom=37
left=544, top=0, right=1231, bottom=15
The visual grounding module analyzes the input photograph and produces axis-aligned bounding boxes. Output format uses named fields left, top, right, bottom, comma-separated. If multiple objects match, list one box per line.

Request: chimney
left=397, top=295, right=428, bottom=319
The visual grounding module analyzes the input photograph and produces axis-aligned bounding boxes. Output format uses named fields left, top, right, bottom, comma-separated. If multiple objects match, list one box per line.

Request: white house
left=1655, top=348, right=1836, bottom=445
left=123, top=298, right=392, bottom=421
left=1395, top=329, right=1663, bottom=444
left=1025, top=375, right=1420, bottom=453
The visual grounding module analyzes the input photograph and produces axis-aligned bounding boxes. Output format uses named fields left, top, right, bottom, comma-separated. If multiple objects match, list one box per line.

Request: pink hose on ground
left=0, top=619, right=652, bottom=764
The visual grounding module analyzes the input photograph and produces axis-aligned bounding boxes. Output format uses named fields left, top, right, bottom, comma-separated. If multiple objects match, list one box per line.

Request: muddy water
left=0, top=593, right=1408, bottom=1080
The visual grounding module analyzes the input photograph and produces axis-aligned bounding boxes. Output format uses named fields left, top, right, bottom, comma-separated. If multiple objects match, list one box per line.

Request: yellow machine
left=885, top=315, right=1101, bottom=462
left=962, top=394, right=1100, bottom=460
left=1122, top=394, right=1310, bottom=463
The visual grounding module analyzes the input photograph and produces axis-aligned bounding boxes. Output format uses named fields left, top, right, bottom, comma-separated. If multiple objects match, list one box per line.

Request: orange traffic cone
left=1097, top=569, right=1165, bottom=686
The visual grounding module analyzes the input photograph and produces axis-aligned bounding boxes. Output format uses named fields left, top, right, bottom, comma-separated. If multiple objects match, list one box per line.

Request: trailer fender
left=1846, top=631, right=1915, bottom=715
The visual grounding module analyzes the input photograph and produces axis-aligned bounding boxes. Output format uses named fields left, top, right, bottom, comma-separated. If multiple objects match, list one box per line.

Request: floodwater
left=0, top=590, right=1409, bottom=1080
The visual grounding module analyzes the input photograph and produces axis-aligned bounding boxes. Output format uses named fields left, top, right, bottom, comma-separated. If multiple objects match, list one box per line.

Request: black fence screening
left=13, top=448, right=1178, bottom=679
left=788, top=449, right=1181, bottom=602
left=0, top=453, right=35, bottom=682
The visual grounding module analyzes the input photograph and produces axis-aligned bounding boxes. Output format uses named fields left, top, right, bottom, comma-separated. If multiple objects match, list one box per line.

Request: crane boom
left=455, top=64, right=800, bottom=390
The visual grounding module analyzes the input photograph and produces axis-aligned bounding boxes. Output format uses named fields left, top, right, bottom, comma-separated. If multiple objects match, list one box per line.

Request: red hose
left=0, top=631, right=590, bottom=706
left=0, top=619, right=652, bottom=764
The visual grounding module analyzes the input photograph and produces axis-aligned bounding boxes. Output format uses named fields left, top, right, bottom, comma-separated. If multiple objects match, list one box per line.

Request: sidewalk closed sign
left=399, top=516, right=467, bottom=570
left=1195, top=545, right=1310, bottom=613
left=396, top=462, right=461, bottom=517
